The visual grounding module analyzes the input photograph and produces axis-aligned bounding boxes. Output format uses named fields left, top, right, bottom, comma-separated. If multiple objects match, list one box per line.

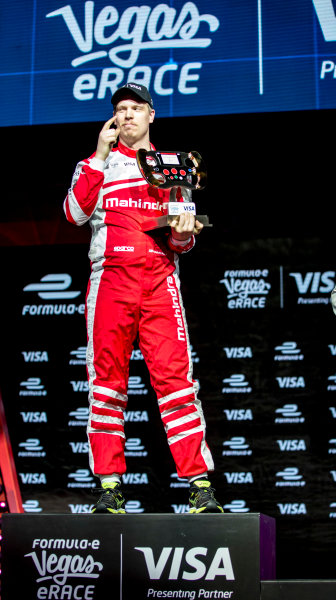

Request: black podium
left=2, top=513, right=275, bottom=600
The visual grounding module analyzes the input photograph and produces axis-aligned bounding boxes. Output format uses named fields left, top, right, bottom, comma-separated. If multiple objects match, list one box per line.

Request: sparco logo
left=45, top=3, right=220, bottom=102
left=289, top=271, right=334, bottom=305
left=23, top=273, right=84, bottom=316
left=135, top=546, right=234, bottom=580
left=219, top=269, right=271, bottom=309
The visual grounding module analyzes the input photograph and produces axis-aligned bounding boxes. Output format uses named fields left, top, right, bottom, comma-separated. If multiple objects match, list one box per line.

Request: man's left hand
left=170, top=213, right=204, bottom=241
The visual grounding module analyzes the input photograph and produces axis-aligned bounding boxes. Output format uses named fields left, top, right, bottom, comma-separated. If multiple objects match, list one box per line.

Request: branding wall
left=4, top=0, right=336, bottom=125
left=1, top=235, right=336, bottom=577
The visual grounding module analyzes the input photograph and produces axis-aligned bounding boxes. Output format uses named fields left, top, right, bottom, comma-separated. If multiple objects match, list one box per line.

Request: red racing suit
left=64, top=141, right=214, bottom=479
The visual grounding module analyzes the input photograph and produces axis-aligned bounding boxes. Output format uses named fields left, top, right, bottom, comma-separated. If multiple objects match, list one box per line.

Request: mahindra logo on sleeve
left=219, top=269, right=271, bottom=309
left=274, top=404, right=305, bottom=424
left=274, top=342, right=303, bottom=361
left=134, top=546, right=235, bottom=581
left=288, top=271, right=334, bottom=305
left=45, top=2, right=220, bottom=102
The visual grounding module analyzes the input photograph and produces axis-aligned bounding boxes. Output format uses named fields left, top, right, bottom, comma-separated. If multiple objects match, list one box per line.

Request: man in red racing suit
left=64, top=83, right=222, bottom=514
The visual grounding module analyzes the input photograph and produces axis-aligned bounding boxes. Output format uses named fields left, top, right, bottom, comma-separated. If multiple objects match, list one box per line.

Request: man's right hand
left=95, top=116, right=120, bottom=161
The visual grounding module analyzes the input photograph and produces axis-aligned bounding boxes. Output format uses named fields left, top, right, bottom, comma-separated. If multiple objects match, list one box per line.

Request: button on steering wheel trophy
left=136, top=149, right=211, bottom=231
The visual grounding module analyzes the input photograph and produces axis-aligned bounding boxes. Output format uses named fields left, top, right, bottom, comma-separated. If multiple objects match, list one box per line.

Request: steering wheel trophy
left=136, top=149, right=211, bottom=231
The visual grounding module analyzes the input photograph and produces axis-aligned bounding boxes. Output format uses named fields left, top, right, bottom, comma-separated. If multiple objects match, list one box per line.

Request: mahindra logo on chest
left=134, top=546, right=235, bottom=581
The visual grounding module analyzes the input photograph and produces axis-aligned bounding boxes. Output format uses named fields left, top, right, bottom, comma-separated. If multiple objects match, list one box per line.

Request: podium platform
left=2, top=512, right=275, bottom=600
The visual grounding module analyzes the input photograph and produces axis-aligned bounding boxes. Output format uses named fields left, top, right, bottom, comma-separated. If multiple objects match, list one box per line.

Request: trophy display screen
left=159, top=153, right=181, bottom=166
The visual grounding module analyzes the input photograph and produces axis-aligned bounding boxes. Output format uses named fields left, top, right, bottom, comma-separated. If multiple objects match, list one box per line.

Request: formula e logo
left=18, top=439, right=46, bottom=458
left=170, top=474, right=189, bottom=489
left=23, top=274, right=81, bottom=300
left=222, top=374, right=251, bottom=394
left=329, top=439, right=336, bottom=454
left=327, top=375, right=336, bottom=391
left=68, top=407, right=89, bottom=426
left=69, top=346, right=87, bottom=365
left=275, top=467, right=305, bottom=487
left=222, top=437, right=252, bottom=456
left=19, top=378, right=47, bottom=397
left=274, top=342, right=303, bottom=362
left=277, top=503, right=307, bottom=515
left=67, top=469, right=96, bottom=489
left=275, top=404, right=305, bottom=424
left=125, top=438, right=148, bottom=457
left=289, top=271, right=334, bottom=306
left=22, top=500, right=43, bottom=513
left=223, top=500, right=249, bottom=513
left=125, top=500, right=145, bottom=513
left=134, top=546, right=235, bottom=580
left=128, top=376, right=148, bottom=395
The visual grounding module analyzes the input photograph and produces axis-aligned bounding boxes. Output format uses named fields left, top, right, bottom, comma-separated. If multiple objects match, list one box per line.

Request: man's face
left=114, top=96, right=155, bottom=147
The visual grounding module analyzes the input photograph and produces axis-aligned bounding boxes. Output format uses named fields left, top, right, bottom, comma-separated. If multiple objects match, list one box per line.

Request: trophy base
left=141, top=214, right=212, bottom=232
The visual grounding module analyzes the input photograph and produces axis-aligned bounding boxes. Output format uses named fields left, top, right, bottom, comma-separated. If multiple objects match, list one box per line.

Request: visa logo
left=277, top=503, right=307, bottom=515
left=276, top=377, right=305, bottom=389
left=223, top=409, right=253, bottom=421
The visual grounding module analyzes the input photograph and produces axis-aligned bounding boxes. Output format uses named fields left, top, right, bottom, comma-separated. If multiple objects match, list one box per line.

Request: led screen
left=2, top=0, right=336, bottom=125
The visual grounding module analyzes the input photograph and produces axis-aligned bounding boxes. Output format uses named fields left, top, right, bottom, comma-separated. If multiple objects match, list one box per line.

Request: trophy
left=136, top=149, right=212, bottom=231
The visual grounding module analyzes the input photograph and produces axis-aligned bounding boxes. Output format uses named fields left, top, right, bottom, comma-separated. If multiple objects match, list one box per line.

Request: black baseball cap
left=111, top=83, right=154, bottom=108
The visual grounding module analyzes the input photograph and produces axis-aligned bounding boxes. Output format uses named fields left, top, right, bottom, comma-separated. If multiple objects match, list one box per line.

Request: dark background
left=1, top=107, right=336, bottom=581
